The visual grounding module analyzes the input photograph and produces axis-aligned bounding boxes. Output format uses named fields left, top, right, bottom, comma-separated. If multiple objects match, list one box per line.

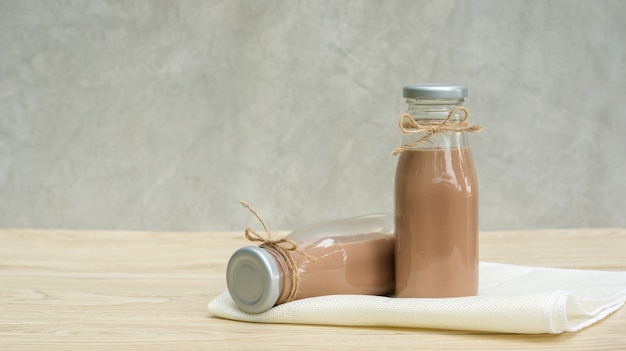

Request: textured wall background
left=1, top=0, right=625, bottom=231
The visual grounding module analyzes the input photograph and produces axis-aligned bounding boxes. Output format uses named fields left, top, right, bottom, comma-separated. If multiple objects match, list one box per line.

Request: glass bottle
left=394, top=84, right=479, bottom=298
left=226, top=213, right=395, bottom=313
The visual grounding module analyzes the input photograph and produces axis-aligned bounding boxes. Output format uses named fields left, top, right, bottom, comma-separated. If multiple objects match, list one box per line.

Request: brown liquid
left=267, top=233, right=395, bottom=304
left=394, top=148, right=478, bottom=298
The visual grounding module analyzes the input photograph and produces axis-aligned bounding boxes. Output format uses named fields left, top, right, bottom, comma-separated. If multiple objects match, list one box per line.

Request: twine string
left=391, top=106, right=481, bottom=156
left=239, top=201, right=314, bottom=303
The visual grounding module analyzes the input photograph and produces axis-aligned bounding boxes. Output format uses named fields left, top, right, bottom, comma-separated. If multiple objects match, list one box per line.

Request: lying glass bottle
left=226, top=212, right=395, bottom=314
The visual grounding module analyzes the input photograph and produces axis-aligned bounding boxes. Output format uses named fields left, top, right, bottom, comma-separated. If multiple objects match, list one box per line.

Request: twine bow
left=239, top=201, right=315, bottom=303
left=391, top=106, right=481, bottom=156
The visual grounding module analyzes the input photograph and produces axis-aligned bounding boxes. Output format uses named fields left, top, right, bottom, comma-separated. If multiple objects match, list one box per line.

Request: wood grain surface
left=1, top=228, right=625, bottom=350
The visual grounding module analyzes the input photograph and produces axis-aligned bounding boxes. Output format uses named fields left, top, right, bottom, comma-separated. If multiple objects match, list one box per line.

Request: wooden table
left=1, top=228, right=625, bottom=350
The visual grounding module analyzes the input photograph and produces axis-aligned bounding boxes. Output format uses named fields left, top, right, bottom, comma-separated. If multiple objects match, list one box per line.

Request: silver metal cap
left=226, top=246, right=280, bottom=314
left=403, top=84, right=468, bottom=99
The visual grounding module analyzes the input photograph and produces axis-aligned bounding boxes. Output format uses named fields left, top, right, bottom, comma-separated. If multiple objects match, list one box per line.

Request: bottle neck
left=402, top=98, right=470, bottom=149
left=406, top=98, right=465, bottom=120
left=264, top=246, right=293, bottom=305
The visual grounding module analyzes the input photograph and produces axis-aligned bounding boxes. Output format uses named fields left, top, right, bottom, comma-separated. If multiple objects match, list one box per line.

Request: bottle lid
left=403, top=84, right=468, bottom=99
left=226, top=246, right=280, bottom=314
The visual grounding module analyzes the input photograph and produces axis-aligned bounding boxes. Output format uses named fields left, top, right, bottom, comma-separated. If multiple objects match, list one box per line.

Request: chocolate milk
left=395, top=147, right=478, bottom=298
left=267, top=232, right=395, bottom=304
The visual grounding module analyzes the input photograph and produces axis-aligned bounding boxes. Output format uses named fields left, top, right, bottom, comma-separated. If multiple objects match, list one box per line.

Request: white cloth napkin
left=208, top=262, right=626, bottom=334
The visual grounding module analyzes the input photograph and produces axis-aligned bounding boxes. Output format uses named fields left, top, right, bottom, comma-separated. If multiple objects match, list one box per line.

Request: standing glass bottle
left=393, top=84, right=480, bottom=298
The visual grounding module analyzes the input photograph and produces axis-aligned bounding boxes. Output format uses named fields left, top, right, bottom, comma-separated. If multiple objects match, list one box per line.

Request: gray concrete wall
left=1, top=0, right=625, bottom=231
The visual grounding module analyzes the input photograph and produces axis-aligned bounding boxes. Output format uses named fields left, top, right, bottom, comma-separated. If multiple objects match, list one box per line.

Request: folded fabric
left=208, top=262, right=626, bottom=334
